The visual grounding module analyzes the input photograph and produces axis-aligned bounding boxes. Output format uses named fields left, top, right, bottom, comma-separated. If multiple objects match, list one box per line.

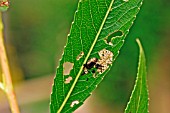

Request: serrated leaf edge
left=124, top=38, right=149, bottom=113
left=56, top=0, right=115, bottom=113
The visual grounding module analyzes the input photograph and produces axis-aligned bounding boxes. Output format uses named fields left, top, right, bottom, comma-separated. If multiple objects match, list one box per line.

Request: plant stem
left=0, top=13, right=20, bottom=113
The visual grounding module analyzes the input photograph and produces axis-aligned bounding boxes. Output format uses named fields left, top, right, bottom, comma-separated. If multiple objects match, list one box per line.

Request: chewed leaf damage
left=97, top=49, right=114, bottom=74
left=70, top=100, right=79, bottom=107
left=104, top=30, right=123, bottom=46
left=50, top=0, right=144, bottom=112
left=64, top=76, right=73, bottom=84
left=63, top=62, right=74, bottom=75
left=82, top=49, right=114, bottom=76
left=76, top=51, right=84, bottom=60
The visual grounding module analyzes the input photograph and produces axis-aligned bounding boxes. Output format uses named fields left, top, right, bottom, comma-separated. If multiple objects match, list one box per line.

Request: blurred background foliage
left=0, top=0, right=170, bottom=113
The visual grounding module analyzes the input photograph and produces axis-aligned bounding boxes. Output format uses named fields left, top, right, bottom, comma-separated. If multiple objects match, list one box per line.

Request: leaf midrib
left=136, top=67, right=143, bottom=113
left=57, top=0, right=115, bottom=112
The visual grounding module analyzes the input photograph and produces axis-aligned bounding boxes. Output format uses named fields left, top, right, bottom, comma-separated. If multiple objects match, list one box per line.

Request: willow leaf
left=124, top=39, right=149, bottom=113
left=50, top=0, right=143, bottom=113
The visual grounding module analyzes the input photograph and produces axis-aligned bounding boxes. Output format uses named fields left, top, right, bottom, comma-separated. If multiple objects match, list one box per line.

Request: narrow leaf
left=50, top=0, right=143, bottom=113
left=124, top=39, right=149, bottom=113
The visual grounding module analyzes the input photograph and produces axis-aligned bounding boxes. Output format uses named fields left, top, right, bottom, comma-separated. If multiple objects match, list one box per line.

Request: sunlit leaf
left=50, top=0, right=143, bottom=112
left=124, top=39, right=149, bottom=113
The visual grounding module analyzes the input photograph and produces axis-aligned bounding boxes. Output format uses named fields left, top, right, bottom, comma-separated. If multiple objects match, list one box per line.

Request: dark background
left=0, top=0, right=170, bottom=113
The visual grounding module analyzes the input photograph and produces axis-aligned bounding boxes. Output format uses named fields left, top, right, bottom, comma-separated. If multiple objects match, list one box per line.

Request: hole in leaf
left=64, top=76, right=73, bottom=84
left=63, top=62, right=74, bottom=75
left=70, top=100, right=79, bottom=107
left=76, top=51, right=84, bottom=60
left=104, top=30, right=123, bottom=45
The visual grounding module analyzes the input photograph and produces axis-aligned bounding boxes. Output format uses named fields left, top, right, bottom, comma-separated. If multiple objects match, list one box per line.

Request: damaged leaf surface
left=50, top=0, right=143, bottom=112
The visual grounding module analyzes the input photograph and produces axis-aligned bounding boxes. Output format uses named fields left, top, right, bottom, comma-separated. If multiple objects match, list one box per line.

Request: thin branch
left=0, top=13, right=20, bottom=113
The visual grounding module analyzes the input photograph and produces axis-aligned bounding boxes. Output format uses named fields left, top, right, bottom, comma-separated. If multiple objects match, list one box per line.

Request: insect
left=82, top=58, right=102, bottom=75
left=82, top=49, right=114, bottom=76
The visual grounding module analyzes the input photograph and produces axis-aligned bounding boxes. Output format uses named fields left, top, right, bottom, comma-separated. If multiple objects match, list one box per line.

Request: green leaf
left=50, top=0, right=143, bottom=113
left=124, top=39, right=149, bottom=113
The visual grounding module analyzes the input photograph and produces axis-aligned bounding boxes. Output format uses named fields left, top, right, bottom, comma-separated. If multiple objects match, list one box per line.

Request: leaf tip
left=136, top=38, right=144, bottom=54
